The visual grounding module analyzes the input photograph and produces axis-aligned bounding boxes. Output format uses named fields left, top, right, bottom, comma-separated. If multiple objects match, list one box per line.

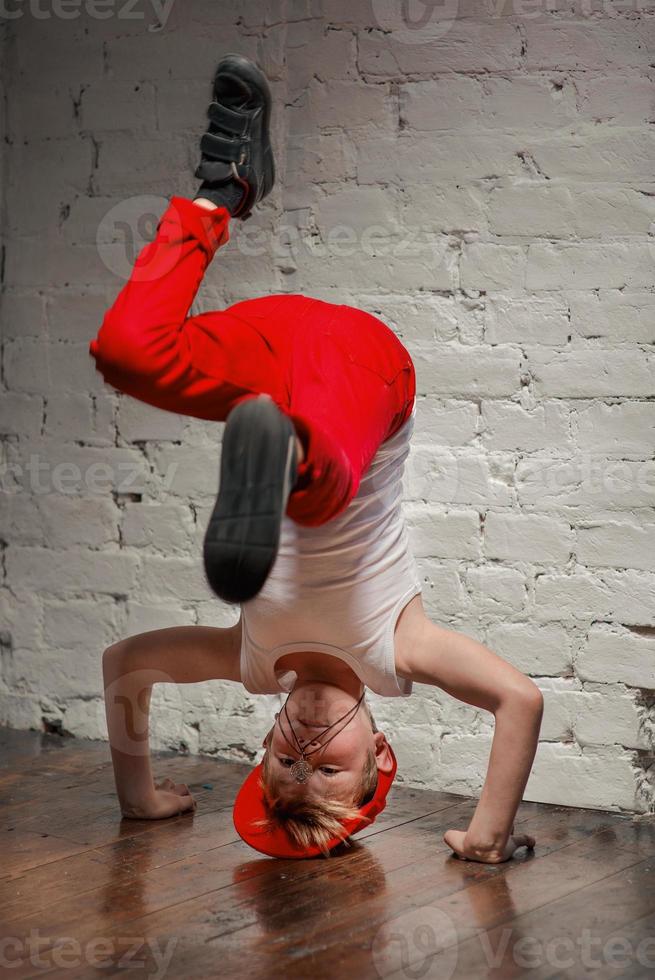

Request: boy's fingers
left=174, top=783, right=191, bottom=796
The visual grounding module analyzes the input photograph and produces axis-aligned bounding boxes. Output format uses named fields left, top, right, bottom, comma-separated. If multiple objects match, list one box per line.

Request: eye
left=279, top=757, right=295, bottom=767
left=319, top=767, right=339, bottom=776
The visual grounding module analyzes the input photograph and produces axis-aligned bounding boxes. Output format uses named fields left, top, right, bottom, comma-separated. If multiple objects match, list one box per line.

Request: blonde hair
left=256, top=701, right=381, bottom=856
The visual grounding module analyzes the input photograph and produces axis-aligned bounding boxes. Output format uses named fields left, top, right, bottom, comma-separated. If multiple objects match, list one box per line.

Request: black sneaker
left=203, top=395, right=299, bottom=604
left=194, top=53, right=275, bottom=220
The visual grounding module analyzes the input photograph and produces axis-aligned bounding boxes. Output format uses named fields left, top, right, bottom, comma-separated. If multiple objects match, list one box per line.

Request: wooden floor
left=1, top=728, right=654, bottom=980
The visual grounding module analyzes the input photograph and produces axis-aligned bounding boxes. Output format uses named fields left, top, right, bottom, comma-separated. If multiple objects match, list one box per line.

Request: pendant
left=290, top=758, right=314, bottom=783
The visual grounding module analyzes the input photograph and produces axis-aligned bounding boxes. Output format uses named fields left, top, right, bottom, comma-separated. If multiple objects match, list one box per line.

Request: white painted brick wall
left=1, top=0, right=653, bottom=815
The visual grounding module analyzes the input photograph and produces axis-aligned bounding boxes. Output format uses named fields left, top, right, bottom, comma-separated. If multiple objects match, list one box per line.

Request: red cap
left=233, top=744, right=398, bottom=859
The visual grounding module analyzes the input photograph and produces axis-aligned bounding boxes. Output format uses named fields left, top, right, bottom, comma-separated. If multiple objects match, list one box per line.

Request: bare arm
left=102, top=622, right=241, bottom=819
left=396, top=618, right=543, bottom=863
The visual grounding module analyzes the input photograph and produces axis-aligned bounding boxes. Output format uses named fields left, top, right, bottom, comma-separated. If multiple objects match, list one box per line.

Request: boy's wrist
left=463, top=826, right=511, bottom=860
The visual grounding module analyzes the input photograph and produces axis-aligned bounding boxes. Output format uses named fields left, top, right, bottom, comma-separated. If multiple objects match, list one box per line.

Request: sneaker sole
left=203, top=394, right=298, bottom=604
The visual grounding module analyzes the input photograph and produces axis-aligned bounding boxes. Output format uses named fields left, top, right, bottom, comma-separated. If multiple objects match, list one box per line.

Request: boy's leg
left=90, top=191, right=414, bottom=527
left=89, top=51, right=415, bottom=601
left=89, top=196, right=285, bottom=421
left=284, top=308, right=416, bottom=526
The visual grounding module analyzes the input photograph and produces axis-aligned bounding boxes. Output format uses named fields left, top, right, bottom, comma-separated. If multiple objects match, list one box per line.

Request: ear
left=373, top=731, right=394, bottom=774
left=262, top=727, right=273, bottom=749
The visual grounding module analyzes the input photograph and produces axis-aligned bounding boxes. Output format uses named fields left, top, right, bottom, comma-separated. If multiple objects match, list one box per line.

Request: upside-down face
left=261, top=680, right=394, bottom=804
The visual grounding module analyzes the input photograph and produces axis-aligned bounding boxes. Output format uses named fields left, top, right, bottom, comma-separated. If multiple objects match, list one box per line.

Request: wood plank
left=2, top=728, right=653, bottom=980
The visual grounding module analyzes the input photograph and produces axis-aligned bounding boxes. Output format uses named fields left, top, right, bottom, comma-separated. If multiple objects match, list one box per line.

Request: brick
left=121, top=501, right=195, bottom=553
left=414, top=559, right=468, bottom=618
left=538, top=680, right=648, bottom=751
left=0, top=491, right=46, bottom=548
left=480, top=401, right=571, bottom=453
left=59, top=698, right=106, bottom=740
left=0, top=691, right=43, bottom=730
left=4, top=338, right=55, bottom=394
left=43, top=392, right=94, bottom=441
left=516, top=455, right=655, bottom=512
left=534, top=569, right=655, bottom=625
left=117, top=398, right=185, bottom=442
left=413, top=343, right=521, bottom=397
left=283, top=232, right=457, bottom=292
left=352, top=294, right=458, bottom=346
left=5, top=646, right=102, bottom=700
left=286, top=22, right=357, bottom=94
left=578, top=625, right=655, bottom=688
left=413, top=397, right=479, bottom=446
left=486, top=296, right=571, bottom=346
left=0, top=290, right=47, bottom=340
left=79, top=80, right=157, bottom=133
left=489, top=184, right=655, bottom=238
left=460, top=243, right=526, bottom=291
left=286, top=131, right=357, bottom=203
left=8, top=441, right=152, bottom=496
left=0, top=587, right=42, bottom=650
left=37, top=493, right=119, bottom=548
left=43, top=598, right=118, bottom=649
left=465, top=564, right=527, bottom=614
left=401, top=79, right=483, bottom=131
left=484, top=512, right=573, bottom=563
left=357, top=132, right=522, bottom=185
left=6, top=84, right=76, bottom=141
left=138, top=554, right=213, bottom=602
left=359, top=21, right=522, bottom=75
left=1, top=393, right=44, bottom=440
left=528, top=743, right=641, bottom=811
left=527, top=349, right=654, bottom=398
left=400, top=183, right=486, bottom=236
left=404, top=503, right=480, bottom=559
left=527, top=243, right=653, bottom=290
left=6, top=238, right=119, bottom=290
left=572, top=402, right=655, bottom=456
left=6, top=545, right=139, bottom=596
left=568, top=290, right=655, bottom=345
left=523, top=20, right=655, bottom=70
left=577, top=72, right=655, bottom=127
left=313, top=187, right=400, bottom=239
left=5, top=139, right=93, bottom=238
left=149, top=444, right=219, bottom=499
left=45, top=288, right=111, bottom=343
left=407, top=448, right=515, bottom=506
left=576, top=522, right=655, bottom=571
left=486, top=621, right=573, bottom=676
left=526, top=130, right=655, bottom=183
left=10, top=24, right=104, bottom=82
left=92, top=134, right=191, bottom=196
left=291, top=79, right=394, bottom=134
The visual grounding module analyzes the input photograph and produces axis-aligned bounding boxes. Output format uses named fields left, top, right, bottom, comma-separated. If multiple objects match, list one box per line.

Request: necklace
left=278, top=691, right=366, bottom=783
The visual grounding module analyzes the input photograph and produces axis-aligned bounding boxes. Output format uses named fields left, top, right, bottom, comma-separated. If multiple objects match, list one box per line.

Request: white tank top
left=239, top=401, right=421, bottom=698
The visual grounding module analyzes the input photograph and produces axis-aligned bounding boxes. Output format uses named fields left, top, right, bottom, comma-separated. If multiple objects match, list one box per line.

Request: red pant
left=89, top=196, right=416, bottom=526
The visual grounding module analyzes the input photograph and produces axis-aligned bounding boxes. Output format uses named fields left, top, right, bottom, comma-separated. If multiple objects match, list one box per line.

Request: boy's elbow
left=502, top=679, right=544, bottom=716
left=516, top=681, right=544, bottom=716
